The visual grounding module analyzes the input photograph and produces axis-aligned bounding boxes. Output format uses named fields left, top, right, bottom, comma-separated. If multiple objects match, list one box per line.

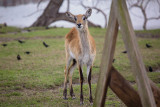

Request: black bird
left=2, top=44, right=7, bottom=47
left=43, top=41, right=49, bottom=47
left=25, top=51, right=31, bottom=54
left=45, top=26, right=49, bottom=29
left=27, top=29, right=31, bottom=32
left=17, top=54, right=21, bottom=60
left=18, top=40, right=25, bottom=44
left=4, top=23, right=7, bottom=27
left=93, top=66, right=99, bottom=68
left=112, top=59, right=116, bottom=63
left=146, top=43, right=152, bottom=48
left=148, top=66, right=153, bottom=72
left=122, top=50, right=127, bottom=54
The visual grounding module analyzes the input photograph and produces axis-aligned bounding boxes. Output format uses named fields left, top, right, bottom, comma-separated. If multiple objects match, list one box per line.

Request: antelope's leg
left=68, top=59, right=77, bottom=99
left=63, top=56, right=72, bottom=99
left=87, top=66, right=93, bottom=104
left=78, top=64, right=84, bottom=104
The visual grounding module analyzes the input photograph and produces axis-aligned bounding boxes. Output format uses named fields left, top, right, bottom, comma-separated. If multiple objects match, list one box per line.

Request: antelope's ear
left=85, top=8, right=92, bottom=19
left=66, top=12, right=75, bottom=20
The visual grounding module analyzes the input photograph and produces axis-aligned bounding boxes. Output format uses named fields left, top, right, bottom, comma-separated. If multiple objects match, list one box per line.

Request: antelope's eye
left=82, top=16, right=86, bottom=20
left=74, top=17, right=77, bottom=21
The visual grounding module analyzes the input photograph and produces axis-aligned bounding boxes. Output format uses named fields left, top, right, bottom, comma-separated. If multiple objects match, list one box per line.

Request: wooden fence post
left=93, top=2, right=119, bottom=107
left=94, top=0, right=157, bottom=107
left=113, top=0, right=156, bottom=106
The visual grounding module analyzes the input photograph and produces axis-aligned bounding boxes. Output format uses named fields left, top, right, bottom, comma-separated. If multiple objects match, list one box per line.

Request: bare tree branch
left=95, top=0, right=99, bottom=7
left=37, top=0, right=44, bottom=8
left=66, top=0, right=70, bottom=12
left=148, top=16, right=160, bottom=20
left=156, top=0, right=160, bottom=12
left=23, top=0, right=45, bottom=17
left=81, top=1, right=108, bottom=28
left=144, top=0, right=150, bottom=10
left=130, top=11, right=143, bottom=19
left=127, top=0, right=160, bottom=30
left=23, top=9, right=44, bottom=17
left=129, top=3, right=141, bottom=9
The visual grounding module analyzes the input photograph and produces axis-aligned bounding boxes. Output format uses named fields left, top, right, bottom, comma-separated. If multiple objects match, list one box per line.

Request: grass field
left=0, top=25, right=160, bottom=107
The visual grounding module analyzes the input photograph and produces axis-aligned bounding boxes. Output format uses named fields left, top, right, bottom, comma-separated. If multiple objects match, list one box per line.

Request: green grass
left=0, top=24, right=21, bottom=33
left=0, top=26, right=160, bottom=106
left=135, top=29, right=160, bottom=35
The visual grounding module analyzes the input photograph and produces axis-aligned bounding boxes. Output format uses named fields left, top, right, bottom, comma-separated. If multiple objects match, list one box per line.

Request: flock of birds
left=112, top=43, right=153, bottom=72
left=1, top=40, right=49, bottom=61
left=1, top=40, right=153, bottom=72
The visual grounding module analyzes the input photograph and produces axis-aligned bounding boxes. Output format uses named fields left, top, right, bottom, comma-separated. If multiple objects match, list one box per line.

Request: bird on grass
left=45, top=26, right=49, bottom=29
left=43, top=41, right=49, bottom=48
left=2, top=44, right=7, bottom=47
left=25, top=51, right=31, bottom=54
left=146, top=43, right=152, bottom=48
left=122, top=50, right=127, bottom=54
left=18, top=40, right=25, bottom=44
left=112, top=59, right=116, bottom=63
left=27, top=29, right=31, bottom=32
left=17, top=54, right=21, bottom=60
left=4, top=23, right=7, bottom=27
left=148, top=66, right=153, bottom=72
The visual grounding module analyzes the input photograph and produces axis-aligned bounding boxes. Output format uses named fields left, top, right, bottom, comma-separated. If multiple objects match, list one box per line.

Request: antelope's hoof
left=90, top=102, right=93, bottom=105
left=63, top=96, right=68, bottom=100
left=72, top=96, right=76, bottom=99
left=89, top=97, right=93, bottom=104
left=80, top=101, right=84, bottom=105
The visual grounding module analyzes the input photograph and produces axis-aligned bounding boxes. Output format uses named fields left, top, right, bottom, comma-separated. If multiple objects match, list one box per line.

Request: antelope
left=63, top=8, right=96, bottom=104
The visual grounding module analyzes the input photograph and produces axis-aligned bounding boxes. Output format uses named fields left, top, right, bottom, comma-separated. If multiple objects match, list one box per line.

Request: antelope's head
left=66, top=8, right=92, bottom=30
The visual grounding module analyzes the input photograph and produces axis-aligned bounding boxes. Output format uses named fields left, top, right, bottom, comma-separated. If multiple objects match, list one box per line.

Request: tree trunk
left=143, top=19, right=147, bottom=30
left=31, top=0, right=100, bottom=27
left=32, top=0, right=63, bottom=27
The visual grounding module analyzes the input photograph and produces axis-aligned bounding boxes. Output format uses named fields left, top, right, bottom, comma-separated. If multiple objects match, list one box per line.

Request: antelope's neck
left=78, top=28, right=91, bottom=54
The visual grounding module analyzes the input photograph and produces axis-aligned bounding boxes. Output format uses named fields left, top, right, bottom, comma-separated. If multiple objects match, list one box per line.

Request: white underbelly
left=69, top=50, right=75, bottom=59
left=69, top=49, right=95, bottom=65
left=80, top=53, right=95, bottom=65
left=81, top=54, right=90, bottom=64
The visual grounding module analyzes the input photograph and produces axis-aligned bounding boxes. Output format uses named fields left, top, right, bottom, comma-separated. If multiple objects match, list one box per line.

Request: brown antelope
left=63, top=8, right=96, bottom=104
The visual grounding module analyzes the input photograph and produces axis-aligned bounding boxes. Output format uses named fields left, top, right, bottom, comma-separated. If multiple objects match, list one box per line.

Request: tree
left=31, top=0, right=100, bottom=27
left=127, top=0, right=160, bottom=30
left=81, top=0, right=109, bottom=28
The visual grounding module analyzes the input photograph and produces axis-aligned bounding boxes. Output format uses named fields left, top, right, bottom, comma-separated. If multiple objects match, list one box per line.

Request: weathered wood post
left=94, top=2, right=119, bottom=107
left=94, top=0, right=156, bottom=107
left=113, top=0, right=156, bottom=106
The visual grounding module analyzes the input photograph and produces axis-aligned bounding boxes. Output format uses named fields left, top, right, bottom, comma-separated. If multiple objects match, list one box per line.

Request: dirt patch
left=32, top=35, right=64, bottom=40
left=0, top=36, right=64, bottom=43
left=0, top=37, right=29, bottom=43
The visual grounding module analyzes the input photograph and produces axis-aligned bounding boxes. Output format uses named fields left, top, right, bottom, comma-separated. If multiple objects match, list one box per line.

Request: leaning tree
left=31, top=0, right=100, bottom=27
